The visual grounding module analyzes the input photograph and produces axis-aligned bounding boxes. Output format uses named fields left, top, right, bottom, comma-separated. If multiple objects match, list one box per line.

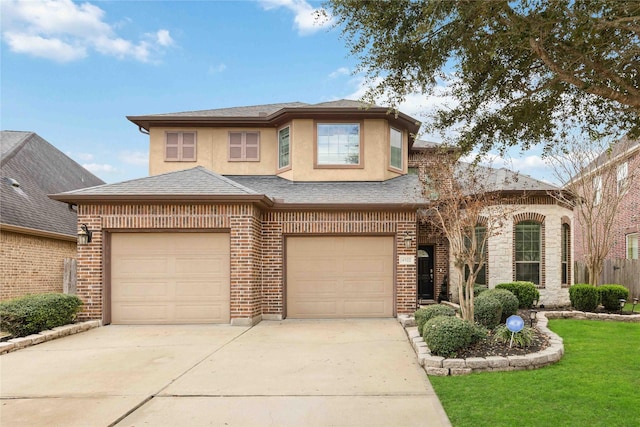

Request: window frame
left=228, top=131, right=260, bottom=162
left=314, top=121, right=364, bottom=169
left=464, top=225, right=488, bottom=285
left=617, top=161, right=628, bottom=195
left=514, top=220, right=542, bottom=286
left=593, top=175, right=603, bottom=205
left=278, top=125, right=291, bottom=171
left=627, top=233, right=639, bottom=260
left=164, top=131, right=197, bottom=162
left=389, top=126, right=403, bottom=171
left=561, top=222, right=570, bottom=285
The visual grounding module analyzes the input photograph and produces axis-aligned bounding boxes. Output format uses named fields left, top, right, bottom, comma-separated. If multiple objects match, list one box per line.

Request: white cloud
left=83, top=163, right=117, bottom=173
left=259, top=0, right=333, bottom=35
left=208, top=63, right=227, bottom=74
left=119, top=150, right=148, bottom=166
left=74, top=152, right=95, bottom=162
left=329, top=67, right=350, bottom=79
left=1, top=0, right=173, bottom=63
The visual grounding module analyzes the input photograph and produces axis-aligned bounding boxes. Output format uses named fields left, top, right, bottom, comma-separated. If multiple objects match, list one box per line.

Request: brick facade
left=0, top=230, right=76, bottom=301
left=76, top=203, right=418, bottom=323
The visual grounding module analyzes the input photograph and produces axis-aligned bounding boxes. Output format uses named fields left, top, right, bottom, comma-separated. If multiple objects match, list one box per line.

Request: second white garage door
left=111, top=232, right=230, bottom=324
left=286, top=236, right=394, bottom=318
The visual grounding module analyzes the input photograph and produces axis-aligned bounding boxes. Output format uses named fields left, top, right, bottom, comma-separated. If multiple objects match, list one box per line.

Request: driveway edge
left=0, top=320, right=102, bottom=354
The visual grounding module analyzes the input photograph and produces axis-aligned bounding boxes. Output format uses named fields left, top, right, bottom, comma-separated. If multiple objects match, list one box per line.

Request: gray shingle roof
left=225, top=174, right=424, bottom=205
left=54, top=166, right=259, bottom=197
left=456, top=162, right=559, bottom=193
left=1, top=131, right=105, bottom=236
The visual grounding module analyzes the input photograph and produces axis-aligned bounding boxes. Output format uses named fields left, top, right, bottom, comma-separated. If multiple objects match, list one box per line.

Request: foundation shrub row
left=495, top=281, right=540, bottom=308
left=569, top=284, right=629, bottom=312
left=0, top=293, right=83, bottom=337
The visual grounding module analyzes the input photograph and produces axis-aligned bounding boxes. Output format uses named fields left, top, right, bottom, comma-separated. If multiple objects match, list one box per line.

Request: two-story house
left=51, top=100, right=572, bottom=325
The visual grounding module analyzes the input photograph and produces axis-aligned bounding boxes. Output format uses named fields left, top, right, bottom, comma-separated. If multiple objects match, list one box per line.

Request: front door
left=417, top=245, right=435, bottom=299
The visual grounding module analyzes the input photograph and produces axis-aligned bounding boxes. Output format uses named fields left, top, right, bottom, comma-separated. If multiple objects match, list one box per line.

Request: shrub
left=422, top=315, right=474, bottom=358
left=494, top=324, right=535, bottom=348
left=474, top=285, right=489, bottom=297
left=598, top=284, right=630, bottom=311
left=496, top=281, right=541, bottom=308
left=477, top=289, right=519, bottom=322
left=474, top=295, right=503, bottom=329
left=414, top=304, right=456, bottom=335
left=471, top=323, right=489, bottom=343
left=0, top=293, right=82, bottom=337
left=569, top=284, right=600, bottom=312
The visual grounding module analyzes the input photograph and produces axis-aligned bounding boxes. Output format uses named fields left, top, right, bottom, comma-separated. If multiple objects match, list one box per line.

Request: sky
left=1, top=0, right=554, bottom=184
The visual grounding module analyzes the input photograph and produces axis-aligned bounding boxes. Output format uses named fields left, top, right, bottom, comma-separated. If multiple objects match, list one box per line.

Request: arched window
left=515, top=220, right=542, bottom=285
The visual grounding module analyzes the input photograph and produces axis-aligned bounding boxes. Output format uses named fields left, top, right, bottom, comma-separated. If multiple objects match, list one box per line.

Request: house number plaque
left=398, top=255, right=415, bottom=265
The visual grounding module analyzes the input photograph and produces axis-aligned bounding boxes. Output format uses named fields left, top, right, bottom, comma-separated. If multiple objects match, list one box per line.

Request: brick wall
left=0, top=230, right=76, bottom=301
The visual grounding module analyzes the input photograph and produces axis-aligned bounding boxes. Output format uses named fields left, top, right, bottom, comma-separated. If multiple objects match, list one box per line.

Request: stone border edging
left=0, top=320, right=102, bottom=355
left=399, top=310, right=640, bottom=376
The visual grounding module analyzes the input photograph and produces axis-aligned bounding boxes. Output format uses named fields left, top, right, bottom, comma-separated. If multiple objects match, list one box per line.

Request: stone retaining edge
left=0, top=320, right=102, bottom=355
left=399, top=310, right=640, bottom=376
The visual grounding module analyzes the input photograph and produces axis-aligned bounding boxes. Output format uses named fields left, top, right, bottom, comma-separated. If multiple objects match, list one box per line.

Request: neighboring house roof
left=51, top=166, right=426, bottom=209
left=126, top=100, right=421, bottom=141
left=571, top=136, right=640, bottom=182
left=0, top=131, right=105, bottom=237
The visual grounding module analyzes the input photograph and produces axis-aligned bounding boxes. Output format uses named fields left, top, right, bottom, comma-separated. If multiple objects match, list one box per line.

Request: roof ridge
left=0, top=131, right=34, bottom=166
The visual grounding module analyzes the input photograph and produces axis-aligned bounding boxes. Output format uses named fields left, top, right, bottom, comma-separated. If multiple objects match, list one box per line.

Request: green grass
left=429, top=320, right=640, bottom=427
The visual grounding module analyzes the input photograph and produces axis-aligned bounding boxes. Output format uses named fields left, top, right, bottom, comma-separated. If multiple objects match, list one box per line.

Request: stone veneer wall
left=0, top=230, right=76, bottom=301
left=449, top=203, right=573, bottom=307
left=262, top=210, right=418, bottom=318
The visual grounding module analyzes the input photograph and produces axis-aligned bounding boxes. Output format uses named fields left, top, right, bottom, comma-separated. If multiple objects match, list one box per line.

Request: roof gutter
left=0, top=223, right=77, bottom=241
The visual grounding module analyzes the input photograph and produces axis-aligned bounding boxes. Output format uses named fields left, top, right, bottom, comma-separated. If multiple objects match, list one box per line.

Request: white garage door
left=111, top=233, right=230, bottom=324
left=286, top=236, right=394, bottom=318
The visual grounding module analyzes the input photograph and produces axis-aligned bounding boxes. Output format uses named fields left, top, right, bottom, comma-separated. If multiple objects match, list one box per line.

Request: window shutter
left=181, top=132, right=196, bottom=161
left=229, top=132, right=243, bottom=160
left=245, top=132, right=259, bottom=160
left=165, top=132, right=179, bottom=160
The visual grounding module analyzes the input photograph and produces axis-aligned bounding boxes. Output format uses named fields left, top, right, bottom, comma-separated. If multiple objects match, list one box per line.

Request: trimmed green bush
left=474, top=285, right=489, bottom=297
left=422, top=315, right=474, bottom=358
left=495, top=281, right=541, bottom=308
left=474, top=295, right=503, bottom=329
left=598, top=284, right=630, bottom=311
left=569, top=284, right=600, bottom=312
left=414, top=304, right=456, bottom=335
left=477, top=289, right=519, bottom=322
left=0, top=293, right=82, bottom=337
left=494, top=324, right=535, bottom=348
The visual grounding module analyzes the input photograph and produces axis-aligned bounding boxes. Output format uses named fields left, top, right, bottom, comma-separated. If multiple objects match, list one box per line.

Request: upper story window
left=229, top=131, right=260, bottom=162
left=390, top=127, right=403, bottom=170
left=316, top=123, right=361, bottom=167
left=278, top=126, right=290, bottom=169
left=617, top=161, right=628, bottom=195
left=165, top=131, right=196, bottom=161
left=593, top=175, right=602, bottom=205
left=627, top=233, right=639, bottom=259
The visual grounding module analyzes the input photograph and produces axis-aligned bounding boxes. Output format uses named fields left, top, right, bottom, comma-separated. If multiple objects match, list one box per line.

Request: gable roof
left=126, top=100, right=421, bottom=141
left=456, top=163, right=559, bottom=193
left=50, top=166, right=273, bottom=206
left=1, top=131, right=105, bottom=237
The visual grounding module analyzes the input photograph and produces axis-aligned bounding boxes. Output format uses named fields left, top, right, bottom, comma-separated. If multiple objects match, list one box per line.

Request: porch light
left=633, top=298, right=638, bottom=313
left=529, top=309, right=538, bottom=327
left=532, top=296, right=538, bottom=308
left=619, top=298, right=626, bottom=314
left=77, top=224, right=93, bottom=245
left=403, top=232, right=413, bottom=249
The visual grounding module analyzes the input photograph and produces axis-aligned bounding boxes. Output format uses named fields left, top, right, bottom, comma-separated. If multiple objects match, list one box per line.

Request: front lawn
left=429, top=320, right=640, bottom=427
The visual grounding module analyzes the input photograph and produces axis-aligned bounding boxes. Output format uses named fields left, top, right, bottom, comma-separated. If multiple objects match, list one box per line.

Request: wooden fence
left=574, top=259, right=640, bottom=297
left=63, top=258, right=77, bottom=295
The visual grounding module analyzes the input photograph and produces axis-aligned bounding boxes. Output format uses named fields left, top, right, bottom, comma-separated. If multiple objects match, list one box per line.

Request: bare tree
left=548, top=136, right=640, bottom=285
left=416, top=148, right=519, bottom=321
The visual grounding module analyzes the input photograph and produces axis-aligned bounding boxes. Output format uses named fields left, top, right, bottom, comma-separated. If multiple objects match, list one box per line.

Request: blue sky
left=1, top=0, right=553, bottom=184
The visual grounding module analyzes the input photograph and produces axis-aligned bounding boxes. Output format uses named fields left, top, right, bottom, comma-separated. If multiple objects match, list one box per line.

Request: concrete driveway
left=0, top=319, right=450, bottom=427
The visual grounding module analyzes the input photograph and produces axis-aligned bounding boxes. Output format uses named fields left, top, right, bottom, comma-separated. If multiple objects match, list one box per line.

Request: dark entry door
left=418, top=245, right=435, bottom=299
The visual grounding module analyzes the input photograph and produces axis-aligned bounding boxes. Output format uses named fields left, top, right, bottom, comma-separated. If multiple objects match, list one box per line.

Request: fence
left=63, top=258, right=77, bottom=295
left=574, top=259, right=640, bottom=297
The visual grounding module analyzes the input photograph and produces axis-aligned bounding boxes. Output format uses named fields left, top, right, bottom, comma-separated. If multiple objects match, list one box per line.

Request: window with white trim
left=228, top=132, right=260, bottom=161
left=617, top=161, right=628, bottom=195
left=165, top=132, right=196, bottom=161
left=593, top=175, right=602, bottom=205
left=316, top=123, right=360, bottom=165
left=390, top=127, right=403, bottom=170
left=627, top=233, right=639, bottom=259
left=278, top=126, right=290, bottom=169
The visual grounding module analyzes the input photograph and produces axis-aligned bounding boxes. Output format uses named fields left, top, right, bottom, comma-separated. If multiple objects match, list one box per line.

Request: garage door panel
left=111, top=233, right=230, bottom=324
left=287, top=236, right=394, bottom=318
